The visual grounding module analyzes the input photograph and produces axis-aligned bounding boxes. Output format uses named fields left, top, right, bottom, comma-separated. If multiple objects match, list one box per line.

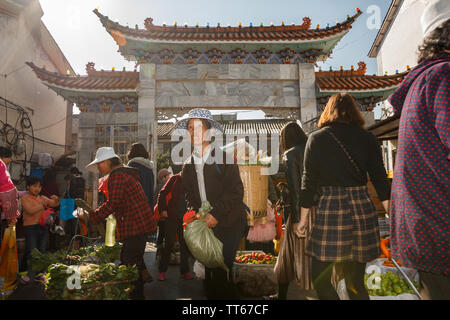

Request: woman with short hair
left=299, top=93, right=391, bottom=300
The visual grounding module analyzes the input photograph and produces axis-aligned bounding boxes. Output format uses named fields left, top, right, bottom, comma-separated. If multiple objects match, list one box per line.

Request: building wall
left=77, top=112, right=138, bottom=184
left=374, top=0, right=426, bottom=174
left=376, top=0, right=426, bottom=75
left=0, top=6, right=68, bottom=162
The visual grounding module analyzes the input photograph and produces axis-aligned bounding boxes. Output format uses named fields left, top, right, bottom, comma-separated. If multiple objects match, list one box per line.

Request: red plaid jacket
left=89, top=166, right=156, bottom=241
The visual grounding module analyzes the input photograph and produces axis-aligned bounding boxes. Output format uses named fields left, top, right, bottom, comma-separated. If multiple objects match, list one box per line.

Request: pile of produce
left=233, top=251, right=277, bottom=297
left=364, top=271, right=419, bottom=296
left=29, top=243, right=138, bottom=300
left=30, top=243, right=122, bottom=274
left=235, top=252, right=277, bottom=264
left=45, top=263, right=138, bottom=300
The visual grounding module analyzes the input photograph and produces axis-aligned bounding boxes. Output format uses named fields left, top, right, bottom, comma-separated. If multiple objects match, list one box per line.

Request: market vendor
left=78, top=147, right=156, bottom=300
left=176, top=108, right=248, bottom=300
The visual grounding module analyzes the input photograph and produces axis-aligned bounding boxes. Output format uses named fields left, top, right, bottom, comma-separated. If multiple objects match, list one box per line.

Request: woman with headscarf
left=176, top=108, right=247, bottom=300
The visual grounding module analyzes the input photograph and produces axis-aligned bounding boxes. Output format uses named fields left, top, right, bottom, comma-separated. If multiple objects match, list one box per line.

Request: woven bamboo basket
left=238, top=165, right=268, bottom=226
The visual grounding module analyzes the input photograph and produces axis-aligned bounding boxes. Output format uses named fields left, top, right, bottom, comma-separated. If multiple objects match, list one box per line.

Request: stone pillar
left=77, top=112, right=96, bottom=184
left=65, top=101, right=73, bottom=153
left=138, top=64, right=157, bottom=185
left=298, top=63, right=318, bottom=124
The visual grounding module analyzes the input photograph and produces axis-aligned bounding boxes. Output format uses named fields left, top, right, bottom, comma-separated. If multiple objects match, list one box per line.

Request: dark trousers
left=419, top=271, right=450, bottom=300
left=121, top=234, right=147, bottom=300
left=159, top=218, right=190, bottom=274
left=204, top=228, right=243, bottom=300
left=21, top=224, right=49, bottom=273
left=312, top=258, right=369, bottom=300
left=157, top=220, right=166, bottom=246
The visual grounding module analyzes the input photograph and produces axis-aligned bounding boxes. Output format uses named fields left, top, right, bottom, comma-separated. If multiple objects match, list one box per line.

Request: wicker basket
left=239, top=165, right=268, bottom=226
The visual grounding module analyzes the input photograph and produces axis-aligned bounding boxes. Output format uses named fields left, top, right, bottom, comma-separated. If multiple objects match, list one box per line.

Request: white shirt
left=192, top=145, right=212, bottom=203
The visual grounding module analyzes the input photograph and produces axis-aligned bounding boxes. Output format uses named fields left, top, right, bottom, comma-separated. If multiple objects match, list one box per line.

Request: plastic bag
left=0, top=226, right=18, bottom=299
left=365, top=258, right=420, bottom=300
left=247, top=199, right=277, bottom=242
left=60, top=198, right=75, bottom=221
left=183, top=201, right=228, bottom=272
left=193, top=260, right=205, bottom=280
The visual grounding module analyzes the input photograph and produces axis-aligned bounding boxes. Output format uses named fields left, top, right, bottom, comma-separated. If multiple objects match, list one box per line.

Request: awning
left=367, top=114, right=400, bottom=141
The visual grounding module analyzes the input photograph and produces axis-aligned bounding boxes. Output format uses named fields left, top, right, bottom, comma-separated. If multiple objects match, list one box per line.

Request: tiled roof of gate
left=28, top=61, right=408, bottom=93
left=158, top=119, right=293, bottom=137
left=26, top=62, right=139, bottom=91
left=93, top=8, right=363, bottom=42
left=315, top=62, right=408, bottom=92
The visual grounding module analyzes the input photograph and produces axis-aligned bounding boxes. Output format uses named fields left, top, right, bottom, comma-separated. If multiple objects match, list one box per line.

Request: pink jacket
left=0, top=160, right=15, bottom=193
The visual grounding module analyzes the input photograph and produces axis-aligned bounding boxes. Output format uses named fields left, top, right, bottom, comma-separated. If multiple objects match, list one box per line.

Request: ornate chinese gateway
left=28, top=8, right=407, bottom=176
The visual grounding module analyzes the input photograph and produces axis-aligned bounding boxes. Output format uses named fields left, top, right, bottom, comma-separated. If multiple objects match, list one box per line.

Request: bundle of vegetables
left=29, top=243, right=123, bottom=274
left=235, top=252, right=277, bottom=265
left=30, top=249, right=72, bottom=274
left=364, top=271, right=419, bottom=296
left=45, top=262, right=138, bottom=300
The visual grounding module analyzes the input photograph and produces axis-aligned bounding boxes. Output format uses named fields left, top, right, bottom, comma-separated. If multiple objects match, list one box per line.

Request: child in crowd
left=20, top=176, right=60, bottom=283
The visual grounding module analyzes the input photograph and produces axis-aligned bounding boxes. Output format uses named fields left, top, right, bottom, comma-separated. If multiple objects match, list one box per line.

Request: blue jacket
left=128, top=158, right=155, bottom=208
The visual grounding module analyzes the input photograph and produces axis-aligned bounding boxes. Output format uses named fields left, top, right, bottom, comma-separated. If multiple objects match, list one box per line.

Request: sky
left=39, top=0, right=392, bottom=119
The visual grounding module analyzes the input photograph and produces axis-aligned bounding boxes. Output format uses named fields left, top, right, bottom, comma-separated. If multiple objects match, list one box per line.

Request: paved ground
left=8, top=241, right=317, bottom=300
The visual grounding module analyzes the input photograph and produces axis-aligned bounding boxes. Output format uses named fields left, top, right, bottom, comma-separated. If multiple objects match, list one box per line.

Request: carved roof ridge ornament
left=301, top=17, right=311, bottom=30
left=86, top=62, right=96, bottom=75
left=144, top=18, right=154, bottom=31
left=357, top=61, right=367, bottom=75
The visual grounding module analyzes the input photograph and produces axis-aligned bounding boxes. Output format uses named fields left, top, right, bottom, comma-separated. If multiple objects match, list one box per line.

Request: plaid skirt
left=306, top=185, right=381, bottom=263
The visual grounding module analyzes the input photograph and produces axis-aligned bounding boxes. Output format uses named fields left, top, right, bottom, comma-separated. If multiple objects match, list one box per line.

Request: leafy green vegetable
left=365, top=271, right=419, bottom=296
left=45, top=262, right=138, bottom=300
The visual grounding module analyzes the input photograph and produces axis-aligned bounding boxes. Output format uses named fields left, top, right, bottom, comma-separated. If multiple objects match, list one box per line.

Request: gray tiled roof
left=157, top=119, right=294, bottom=137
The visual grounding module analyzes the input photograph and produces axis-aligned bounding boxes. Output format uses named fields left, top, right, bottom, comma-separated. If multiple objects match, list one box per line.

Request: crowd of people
left=0, top=9, right=448, bottom=301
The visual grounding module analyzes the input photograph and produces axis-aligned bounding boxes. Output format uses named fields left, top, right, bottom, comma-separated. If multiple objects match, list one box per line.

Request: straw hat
left=173, top=108, right=223, bottom=134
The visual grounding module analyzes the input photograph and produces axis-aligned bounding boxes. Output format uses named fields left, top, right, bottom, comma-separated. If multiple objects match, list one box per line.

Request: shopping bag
left=38, top=208, right=56, bottom=228
left=60, top=198, right=75, bottom=221
left=247, top=199, right=277, bottom=242
left=183, top=202, right=228, bottom=273
left=0, top=226, right=18, bottom=299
